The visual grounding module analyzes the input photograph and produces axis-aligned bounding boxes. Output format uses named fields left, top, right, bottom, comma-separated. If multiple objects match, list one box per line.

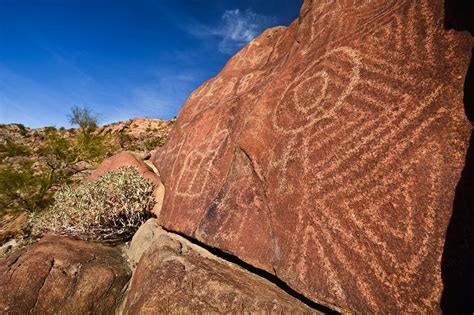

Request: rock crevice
left=122, top=219, right=329, bottom=314
left=161, top=225, right=338, bottom=313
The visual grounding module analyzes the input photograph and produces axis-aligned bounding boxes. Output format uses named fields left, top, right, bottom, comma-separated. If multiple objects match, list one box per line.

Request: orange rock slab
left=153, top=0, right=474, bottom=312
left=86, top=151, right=159, bottom=186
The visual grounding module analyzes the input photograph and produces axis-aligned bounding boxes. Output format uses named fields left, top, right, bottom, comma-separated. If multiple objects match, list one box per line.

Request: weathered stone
left=0, top=235, right=130, bottom=314
left=123, top=219, right=318, bottom=314
left=85, top=151, right=160, bottom=186
left=153, top=0, right=474, bottom=312
left=126, top=219, right=163, bottom=268
left=0, top=239, right=20, bottom=258
left=0, top=212, right=27, bottom=244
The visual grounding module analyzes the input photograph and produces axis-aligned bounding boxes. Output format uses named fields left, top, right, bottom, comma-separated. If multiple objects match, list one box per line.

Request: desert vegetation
left=0, top=107, right=115, bottom=218
left=32, top=166, right=155, bottom=242
left=0, top=107, right=173, bottom=246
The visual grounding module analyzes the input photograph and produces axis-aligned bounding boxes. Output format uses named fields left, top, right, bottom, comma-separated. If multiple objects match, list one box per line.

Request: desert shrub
left=68, top=106, right=114, bottom=163
left=71, top=131, right=111, bottom=163
left=15, top=124, right=29, bottom=136
left=144, top=136, right=166, bottom=151
left=38, top=128, right=73, bottom=163
left=0, top=109, right=118, bottom=219
left=32, top=166, right=155, bottom=242
left=44, top=126, right=57, bottom=133
left=0, top=132, right=74, bottom=217
left=68, top=106, right=98, bottom=131
left=0, top=161, right=55, bottom=216
left=0, top=139, right=30, bottom=158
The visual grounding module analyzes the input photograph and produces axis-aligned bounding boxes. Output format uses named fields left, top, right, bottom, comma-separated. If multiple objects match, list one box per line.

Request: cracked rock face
left=0, top=235, right=131, bottom=314
left=123, top=222, right=317, bottom=314
left=153, top=0, right=474, bottom=312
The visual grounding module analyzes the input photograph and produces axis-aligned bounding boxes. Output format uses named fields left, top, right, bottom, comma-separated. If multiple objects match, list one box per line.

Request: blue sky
left=0, top=0, right=301, bottom=128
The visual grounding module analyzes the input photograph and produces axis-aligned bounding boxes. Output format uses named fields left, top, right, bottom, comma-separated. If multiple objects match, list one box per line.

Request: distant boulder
left=85, top=151, right=160, bottom=186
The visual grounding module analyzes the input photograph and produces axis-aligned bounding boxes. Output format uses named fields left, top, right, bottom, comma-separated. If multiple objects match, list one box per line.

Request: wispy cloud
left=188, top=9, right=277, bottom=54
left=101, top=71, right=200, bottom=124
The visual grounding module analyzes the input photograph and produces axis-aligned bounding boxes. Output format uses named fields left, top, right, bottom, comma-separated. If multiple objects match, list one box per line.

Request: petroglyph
left=184, top=77, right=237, bottom=119
left=154, top=0, right=473, bottom=312
left=237, top=72, right=262, bottom=95
left=272, top=47, right=361, bottom=135
left=229, top=34, right=276, bottom=70
left=172, top=123, right=230, bottom=198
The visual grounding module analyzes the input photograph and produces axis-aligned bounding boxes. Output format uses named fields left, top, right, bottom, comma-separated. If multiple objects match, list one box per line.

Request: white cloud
left=101, top=71, right=200, bottom=124
left=188, top=9, right=277, bottom=54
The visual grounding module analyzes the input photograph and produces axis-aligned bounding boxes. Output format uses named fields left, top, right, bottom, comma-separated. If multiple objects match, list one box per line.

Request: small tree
left=67, top=106, right=111, bottom=164
left=68, top=106, right=98, bottom=132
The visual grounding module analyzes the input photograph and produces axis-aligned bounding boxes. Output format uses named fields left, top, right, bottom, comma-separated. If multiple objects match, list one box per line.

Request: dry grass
left=32, top=166, right=154, bottom=242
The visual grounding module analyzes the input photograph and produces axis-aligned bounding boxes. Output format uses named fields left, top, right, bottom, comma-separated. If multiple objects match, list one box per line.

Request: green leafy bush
left=0, top=109, right=118, bottom=220
left=32, top=166, right=155, bottom=242
left=37, top=128, right=73, bottom=164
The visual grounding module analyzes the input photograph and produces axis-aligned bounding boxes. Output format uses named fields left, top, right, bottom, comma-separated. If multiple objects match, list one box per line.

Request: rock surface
left=85, top=151, right=160, bottom=186
left=0, top=235, right=130, bottom=314
left=123, top=219, right=318, bottom=314
left=153, top=0, right=474, bottom=312
left=0, top=212, right=27, bottom=243
left=125, top=219, right=162, bottom=268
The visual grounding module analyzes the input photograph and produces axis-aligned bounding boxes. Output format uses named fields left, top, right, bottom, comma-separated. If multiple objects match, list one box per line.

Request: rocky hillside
left=0, top=118, right=174, bottom=246
left=96, top=118, right=175, bottom=153
left=1, top=117, right=174, bottom=165
left=1, top=0, right=473, bottom=313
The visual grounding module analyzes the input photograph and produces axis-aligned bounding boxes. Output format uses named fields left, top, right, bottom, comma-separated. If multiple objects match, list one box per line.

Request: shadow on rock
left=441, top=0, right=474, bottom=311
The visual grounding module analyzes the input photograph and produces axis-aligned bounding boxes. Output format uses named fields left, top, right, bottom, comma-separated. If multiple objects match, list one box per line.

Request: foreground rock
left=153, top=0, right=473, bottom=312
left=123, top=219, right=317, bottom=314
left=0, top=235, right=130, bottom=314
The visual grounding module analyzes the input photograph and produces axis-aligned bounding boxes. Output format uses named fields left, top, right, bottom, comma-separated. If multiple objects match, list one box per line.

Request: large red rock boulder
left=153, top=0, right=473, bottom=313
left=86, top=151, right=159, bottom=186
left=123, top=219, right=318, bottom=314
left=0, top=235, right=131, bottom=314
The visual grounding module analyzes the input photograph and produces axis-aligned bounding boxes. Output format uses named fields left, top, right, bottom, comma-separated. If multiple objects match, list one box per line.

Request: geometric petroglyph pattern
left=154, top=0, right=473, bottom=313
left=173, top=123, right=229, bottom=198
left=264, top=2, right=464, bottom=312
